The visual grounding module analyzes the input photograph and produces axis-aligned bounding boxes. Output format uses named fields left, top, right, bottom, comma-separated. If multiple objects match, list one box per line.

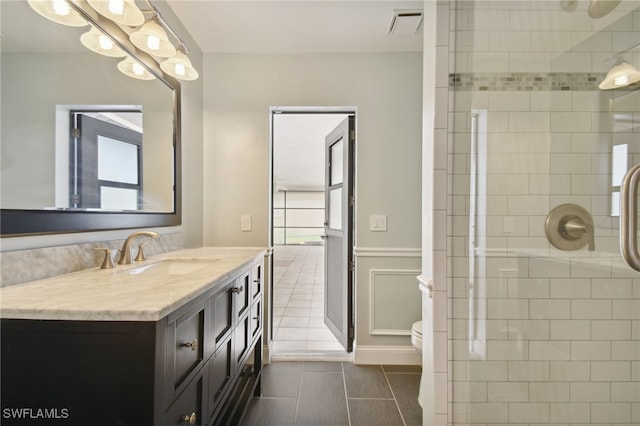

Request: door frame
left=267, top=106, right=357, bottom=357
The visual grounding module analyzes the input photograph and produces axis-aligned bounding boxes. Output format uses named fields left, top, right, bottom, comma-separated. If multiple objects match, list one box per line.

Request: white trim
left=270, top=106, right=357, bottom=114
left=417, top=274, right=432, bottom=294
left=263, top=344, right=272, bottom=365
left=354, top=344, right=421, bottom=365
left=370, top=269, right=422, bottom=336
left=354, top=247, right=421, bottom=257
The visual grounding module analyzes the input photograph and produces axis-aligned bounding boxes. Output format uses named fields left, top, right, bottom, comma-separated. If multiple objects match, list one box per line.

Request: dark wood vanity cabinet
left=1, top=258, right=264, bottom=426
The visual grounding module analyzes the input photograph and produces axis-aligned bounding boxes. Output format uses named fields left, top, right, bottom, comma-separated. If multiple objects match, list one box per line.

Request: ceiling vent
left=387, top=10, right=423, bottom=35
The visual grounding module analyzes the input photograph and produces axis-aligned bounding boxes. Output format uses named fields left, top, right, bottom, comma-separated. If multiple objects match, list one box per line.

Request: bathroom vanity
left=0, top=247, right=265, bottom=426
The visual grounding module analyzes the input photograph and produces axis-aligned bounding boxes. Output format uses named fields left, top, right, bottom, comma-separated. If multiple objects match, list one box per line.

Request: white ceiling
left=165, top=1, right=424, bottom=54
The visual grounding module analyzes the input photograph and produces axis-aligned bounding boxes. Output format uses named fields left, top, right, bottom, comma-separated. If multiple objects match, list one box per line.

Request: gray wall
left=202, top=52, right=424, bottom=357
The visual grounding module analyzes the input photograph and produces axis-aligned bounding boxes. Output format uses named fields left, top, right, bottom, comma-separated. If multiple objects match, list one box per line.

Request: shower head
left=588, top=0, right=622, bottom=18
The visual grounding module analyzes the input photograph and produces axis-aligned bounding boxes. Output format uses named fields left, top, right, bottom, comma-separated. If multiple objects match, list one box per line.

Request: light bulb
left=160, top=47, right=199, bottom=80
left=614, top=75, right=629, bottom=86
left=108, top=0, right=124, bottom=15
left=118, top=56, right=155, bottom=80
left=98, top=34, right=113, bottom=50
left=132, top=62, right=145, bottom=76
left=52, top=0, right=70, bottom=16
left=147, top=35, right=160, bottom=51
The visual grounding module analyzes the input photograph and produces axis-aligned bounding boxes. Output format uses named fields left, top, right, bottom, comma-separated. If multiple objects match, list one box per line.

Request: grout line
left=382, top=365, right=408, bottom=426
left=341, top=361, right=352, bottom=426
left=293, top=365, right=304, bottom=425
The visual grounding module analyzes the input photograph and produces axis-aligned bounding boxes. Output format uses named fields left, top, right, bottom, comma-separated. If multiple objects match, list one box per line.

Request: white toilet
left=411, top=320, right=423, bottom=354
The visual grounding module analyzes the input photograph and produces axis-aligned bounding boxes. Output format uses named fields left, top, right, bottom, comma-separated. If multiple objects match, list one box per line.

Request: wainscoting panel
left=370, top=269, right=422, bottom=336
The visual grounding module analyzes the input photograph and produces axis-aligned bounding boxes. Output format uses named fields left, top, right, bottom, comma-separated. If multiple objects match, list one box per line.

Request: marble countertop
left=0, top=247, right=266, bottom=321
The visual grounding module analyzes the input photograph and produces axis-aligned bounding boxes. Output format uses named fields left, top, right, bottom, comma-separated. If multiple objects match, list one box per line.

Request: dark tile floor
left=240, top=361, right=422, bottom=426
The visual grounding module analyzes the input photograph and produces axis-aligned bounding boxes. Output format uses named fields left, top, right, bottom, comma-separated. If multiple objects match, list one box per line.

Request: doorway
left=270, top=107, right=356, bottom=360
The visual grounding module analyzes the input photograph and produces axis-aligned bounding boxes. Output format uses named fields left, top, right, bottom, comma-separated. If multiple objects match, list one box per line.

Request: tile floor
left=272, top=245, right=347, bottom=358
left=241, top=361, right=422, bottom=426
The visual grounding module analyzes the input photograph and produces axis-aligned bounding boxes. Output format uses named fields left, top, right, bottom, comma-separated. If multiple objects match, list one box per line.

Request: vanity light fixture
left=599, top=60, right=640, bottom=90
left=117, top=56, right=156, bottom=80
left=130, top=16, right=176, bottom=58
left=160, top=44, right=199, bottom=81
left=28, top=0, right=199, bottom=81
left=86, top=0, right=145, bottom=26
left=80, top=25, right=127, bottom=57
left=27, top=0, right=87, bottom=27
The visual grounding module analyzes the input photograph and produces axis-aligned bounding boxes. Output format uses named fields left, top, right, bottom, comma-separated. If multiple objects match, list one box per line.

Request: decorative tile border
left=449, top=72, right=639, bottom=91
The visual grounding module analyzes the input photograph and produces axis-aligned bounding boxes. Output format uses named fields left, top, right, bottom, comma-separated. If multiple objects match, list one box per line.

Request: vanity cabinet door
left=211, top=280, right=234, bottom=350
left=208, top=335, right=233, bottom=421
left=234, top=315, right=251, bottom=366
left=234, top=271, right=250, bottom=320
left=250, top=301, right=261, bottom=345
left=164, top=365, right=206, bottom=426
left=251, top=262, right=262, bottom=303
left=165, top=302, right=205, bottom=405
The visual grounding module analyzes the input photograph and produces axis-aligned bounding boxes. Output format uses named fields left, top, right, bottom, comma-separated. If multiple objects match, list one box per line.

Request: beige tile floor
left=272, top=245, right=349, bottom=359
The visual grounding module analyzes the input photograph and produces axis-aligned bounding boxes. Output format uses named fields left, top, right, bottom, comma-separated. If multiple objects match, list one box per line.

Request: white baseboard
left=263, top=344, right=272, bottom=365
left=353, top=345, right=421, bottom=365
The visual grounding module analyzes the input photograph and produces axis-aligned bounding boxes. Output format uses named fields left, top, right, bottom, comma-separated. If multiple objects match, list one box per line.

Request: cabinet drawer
left=251, top=262, right=262, bottom=303
left=164, top=368, right=205, bottom=426
left=234, top=271, right=250, bottom=319
left=167, top=304, right=205, bottom=394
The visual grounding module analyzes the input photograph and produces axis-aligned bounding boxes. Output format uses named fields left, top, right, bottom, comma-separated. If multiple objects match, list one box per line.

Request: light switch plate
left=370, top=214, right=387, bottom=232
left=241, top=214, right=252, bottom=232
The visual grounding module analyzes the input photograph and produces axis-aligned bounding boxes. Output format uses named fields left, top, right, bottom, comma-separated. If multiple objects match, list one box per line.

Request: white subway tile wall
left=447, top=1, right=640, bottom=425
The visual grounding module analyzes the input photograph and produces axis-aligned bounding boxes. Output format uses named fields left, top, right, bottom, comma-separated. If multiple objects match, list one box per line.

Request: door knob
left=545, top=204, right=595, bottom=251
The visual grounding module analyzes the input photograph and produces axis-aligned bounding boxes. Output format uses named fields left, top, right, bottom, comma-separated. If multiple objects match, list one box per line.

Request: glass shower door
left=449, top=1, right=640, bottom=424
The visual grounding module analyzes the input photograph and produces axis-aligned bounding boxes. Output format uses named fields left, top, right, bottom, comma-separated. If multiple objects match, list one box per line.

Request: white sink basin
left=125, top=258, right=219, bottom=276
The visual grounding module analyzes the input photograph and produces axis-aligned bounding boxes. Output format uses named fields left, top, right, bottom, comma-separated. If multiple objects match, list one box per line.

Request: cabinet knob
left=252, top=279, right=260, bottom=283
left=231, top=286, right=244, bottom=294
left=183, top=412, right=196, bottom=424
left=182, top=339, right=198, bottom=351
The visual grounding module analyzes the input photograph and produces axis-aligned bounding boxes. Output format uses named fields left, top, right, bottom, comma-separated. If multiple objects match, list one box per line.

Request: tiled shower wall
left=447, top=1, right=640, bottom=424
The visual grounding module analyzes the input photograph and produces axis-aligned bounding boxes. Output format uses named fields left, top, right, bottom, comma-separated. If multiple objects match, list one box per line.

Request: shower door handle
left=620, top=164, right=640, bottom=272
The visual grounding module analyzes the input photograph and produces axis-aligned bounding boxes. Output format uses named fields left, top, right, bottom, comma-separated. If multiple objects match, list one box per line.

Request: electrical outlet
left=241, top=214, right=252, bottom=232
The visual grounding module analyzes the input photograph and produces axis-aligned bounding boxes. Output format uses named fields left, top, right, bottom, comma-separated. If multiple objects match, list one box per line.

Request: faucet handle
left=93, top=248, right=117, bottom=269
left=135, top=241, right=150, bottom=262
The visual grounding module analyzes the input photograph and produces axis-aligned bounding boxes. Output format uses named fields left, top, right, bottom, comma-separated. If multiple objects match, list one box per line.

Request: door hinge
left=72, top=128, right=80, bottom=138
left=350, top=196, right=355, bottom=206
left=348, top=327, right=354, bottom=339
left=349, top=260, right=355, bottom=272
left=350, top=129, right=355, bottom=141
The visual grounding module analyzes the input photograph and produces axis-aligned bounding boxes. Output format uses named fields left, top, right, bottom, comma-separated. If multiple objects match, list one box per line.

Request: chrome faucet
left=118, top=230, right=159, bottom=265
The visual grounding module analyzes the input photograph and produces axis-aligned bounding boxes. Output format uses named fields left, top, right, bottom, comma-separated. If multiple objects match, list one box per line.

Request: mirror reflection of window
left=71, top=110, right=143, bottom=210
left=98, top=135, right=139, bottom=210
